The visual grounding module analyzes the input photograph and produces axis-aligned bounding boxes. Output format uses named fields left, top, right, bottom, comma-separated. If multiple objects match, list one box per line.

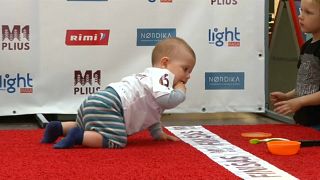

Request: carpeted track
left=204, top=124, right=320, bottom=179
left=0, top=124, right=319, bottom=179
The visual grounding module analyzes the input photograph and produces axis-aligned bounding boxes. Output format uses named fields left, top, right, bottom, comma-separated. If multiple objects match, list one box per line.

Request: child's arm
left=148, top=122, right=163, bottom=139
left=296, top=91, right=320, bottom=107
left=270, top=89, right=296, bottom=104
left=148, top=123, right=179, bottom=141
left=274, top=91, right=320, bottom=115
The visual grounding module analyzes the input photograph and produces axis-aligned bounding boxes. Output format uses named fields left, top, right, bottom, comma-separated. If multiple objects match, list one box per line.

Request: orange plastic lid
left=241, top=132, right=272, bottom=138
left=267, top=141, right=301, bottom=155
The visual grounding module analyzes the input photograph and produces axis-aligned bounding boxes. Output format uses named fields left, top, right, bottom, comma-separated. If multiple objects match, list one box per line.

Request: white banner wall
left=0, top=0, right=266, bottom=116
left=0, top=0, right=40, bottom=115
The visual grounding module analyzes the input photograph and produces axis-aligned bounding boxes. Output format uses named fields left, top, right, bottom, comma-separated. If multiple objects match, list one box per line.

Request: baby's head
left=312, top=0, right=320, bottom=11
left=315, top=0, right=320, bottom=12
left=151, top=37, right=196, bottom=85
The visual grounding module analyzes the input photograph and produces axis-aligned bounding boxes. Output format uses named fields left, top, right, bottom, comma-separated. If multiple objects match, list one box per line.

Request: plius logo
left=148, top=0, right=173, bottom=3
left=1, top=25, right=30, bottom=51
left=210, top=0, right=238, bottom=5
left=74, top=70, right=101, bottom=95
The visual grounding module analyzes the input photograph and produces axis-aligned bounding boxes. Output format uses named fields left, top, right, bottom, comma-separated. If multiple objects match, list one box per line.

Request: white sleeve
left=151, top=69, right=175, bottom=98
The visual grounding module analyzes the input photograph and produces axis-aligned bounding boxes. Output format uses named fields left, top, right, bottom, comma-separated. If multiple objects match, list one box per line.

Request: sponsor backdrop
left=0, top=0, right=266, bottom=116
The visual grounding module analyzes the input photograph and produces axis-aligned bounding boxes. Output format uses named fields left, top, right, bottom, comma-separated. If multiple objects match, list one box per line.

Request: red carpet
left=0, top=124, right=319, bottom=179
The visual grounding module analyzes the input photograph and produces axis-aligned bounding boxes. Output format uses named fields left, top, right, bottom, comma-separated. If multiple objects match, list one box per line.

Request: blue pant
left=76, top=87, right=127, bottom=148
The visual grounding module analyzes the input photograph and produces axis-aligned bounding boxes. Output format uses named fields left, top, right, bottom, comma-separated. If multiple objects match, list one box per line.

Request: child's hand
left=174, top=81, right=186, bottom=93
left=273, top=98, right=302, bottom=115
left=270, top=92, right=288, bottom=104
left=159, top=132, right=180, bottom=142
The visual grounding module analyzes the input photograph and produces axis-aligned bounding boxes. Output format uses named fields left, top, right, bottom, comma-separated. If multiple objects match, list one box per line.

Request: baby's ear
left=159, top=57, right=169, bottom=68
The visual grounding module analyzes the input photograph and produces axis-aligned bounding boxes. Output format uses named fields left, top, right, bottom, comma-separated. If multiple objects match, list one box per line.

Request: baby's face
left=165, top=49, right=196, bottom=86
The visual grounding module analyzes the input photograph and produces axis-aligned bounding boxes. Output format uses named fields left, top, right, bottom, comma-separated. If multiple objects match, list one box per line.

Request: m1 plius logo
left=2, top=25, right=30, bottom=50
left=66, top=30, right=110, bottom=46
left=74, top=70, right=101, bottom=95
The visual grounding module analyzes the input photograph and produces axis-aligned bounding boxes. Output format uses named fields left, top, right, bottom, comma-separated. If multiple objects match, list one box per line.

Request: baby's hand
left=159, top=132, right=180, bottom=142
left=174, top=81, right=186, bottom=93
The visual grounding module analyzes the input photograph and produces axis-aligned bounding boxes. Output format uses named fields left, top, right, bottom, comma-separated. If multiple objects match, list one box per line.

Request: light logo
left=74, top=70, right=101, bottom=95
left=0, top=73, right=33, bottom=93
left=1, top=25, right=30, bottom=51
left=66, top=30, right=110, bottom=46
left=208, top=27, right=240, bottom=47
left=137, top=28, right=176, bottom=46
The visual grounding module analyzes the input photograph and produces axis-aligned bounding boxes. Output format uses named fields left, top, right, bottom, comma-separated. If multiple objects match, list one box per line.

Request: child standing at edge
left=41, top=37, right=196, bottom=148
left=270, top=0, right=320, bottom=130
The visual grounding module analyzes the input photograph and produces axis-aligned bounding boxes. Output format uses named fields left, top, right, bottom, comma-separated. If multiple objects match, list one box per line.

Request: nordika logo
left=2, top=25, right=30, bottom=51
left=137, top=28, right=176, bottom=46
left=208, top=27, right=240, bottom=47
left=205, top=72, right=244, bottom=90
left=74, top=70, right=101, bottom=95
left=0, top=73, right=33, bottom=93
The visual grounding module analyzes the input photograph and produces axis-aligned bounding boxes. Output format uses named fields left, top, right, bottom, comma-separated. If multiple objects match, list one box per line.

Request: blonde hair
left=151, top=37, right=196, bottom=66
left=314, top=0, right=320, bottom=3
left=313, top=0, right=320, bottom=8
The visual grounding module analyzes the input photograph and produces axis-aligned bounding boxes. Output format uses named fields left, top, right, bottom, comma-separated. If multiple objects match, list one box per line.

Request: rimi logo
left=66, top=30, right=110, bottom=46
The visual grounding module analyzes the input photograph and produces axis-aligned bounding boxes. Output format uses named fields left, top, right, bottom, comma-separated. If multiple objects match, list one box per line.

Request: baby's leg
left=84, top=131, right=126, bottom=148
left=40, top=121, right=63, bottom=143
left=83, top=131, right=103, bottom=148
left=54, top=130, right=103, bottom=149
left=54, top=126, right=84, bottom=149
left=41, top=121, right=76, bottom=143
left=61, top=122, right=77, bottom=135
left=84, top=131, right=125, bottom=148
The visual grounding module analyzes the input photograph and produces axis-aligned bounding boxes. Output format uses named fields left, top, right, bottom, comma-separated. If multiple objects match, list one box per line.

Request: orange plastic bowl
left=267, top=141, right=301, bottom=155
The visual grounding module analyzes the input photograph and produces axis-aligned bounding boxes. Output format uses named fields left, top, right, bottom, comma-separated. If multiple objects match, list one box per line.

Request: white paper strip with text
left=166, top=126, right=298, bottom=180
